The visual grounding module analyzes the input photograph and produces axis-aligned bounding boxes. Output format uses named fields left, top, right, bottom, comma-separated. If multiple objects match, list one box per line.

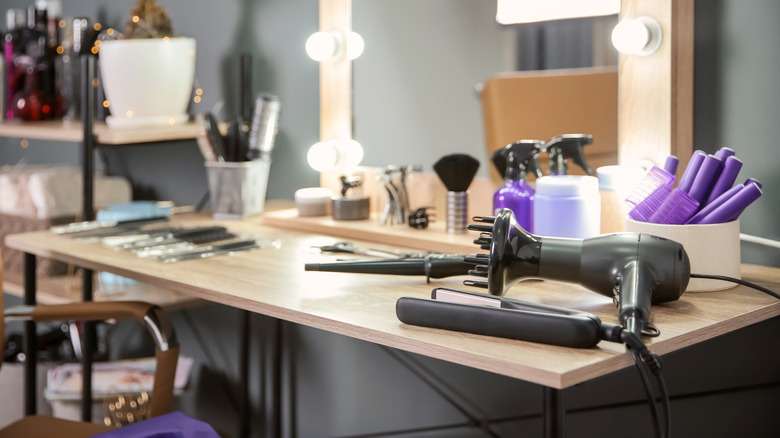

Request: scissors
left=315, top=241, right=427, bottom=259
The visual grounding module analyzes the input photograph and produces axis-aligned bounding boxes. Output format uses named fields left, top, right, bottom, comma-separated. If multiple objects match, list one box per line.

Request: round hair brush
left=433, top=154, right=480, bottom=233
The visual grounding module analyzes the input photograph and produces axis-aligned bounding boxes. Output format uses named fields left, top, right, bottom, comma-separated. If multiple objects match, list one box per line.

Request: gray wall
left=2, top=0, right=779, bottom=437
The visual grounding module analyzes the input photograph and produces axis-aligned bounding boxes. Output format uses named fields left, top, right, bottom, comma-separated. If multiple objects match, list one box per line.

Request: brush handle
left=446, top=191, right=468, bottom=234
left=647, top=188, right=698, bottom=224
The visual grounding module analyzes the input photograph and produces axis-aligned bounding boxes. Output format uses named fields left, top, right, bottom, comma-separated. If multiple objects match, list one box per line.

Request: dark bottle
left=13, top=35, right=62, bottom=121
left=4, top=9, right=26, bottom=119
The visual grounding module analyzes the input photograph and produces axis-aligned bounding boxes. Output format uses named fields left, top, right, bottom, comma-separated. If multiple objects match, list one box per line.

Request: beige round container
left=626, top=219, right=741, bottom=291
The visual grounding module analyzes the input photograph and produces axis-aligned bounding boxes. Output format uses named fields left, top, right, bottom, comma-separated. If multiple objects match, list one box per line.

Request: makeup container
left=332, top=174, right=370, bottom=220
left=205, top=159, right=271, bottom=219
left=596, top=164, right=646, bottom=234
left=295, top=187, right=332, bottom=217
left=533, top=175, right=600, bottom=238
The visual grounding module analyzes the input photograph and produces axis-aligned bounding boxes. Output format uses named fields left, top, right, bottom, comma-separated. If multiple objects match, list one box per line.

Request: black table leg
left=23, top=252, right=37, bottom=416
left=543, top=386, right=565, bottom=438
left=240, top=310, right=251, bottom=438
left=81, top=268, right=95, bottom=422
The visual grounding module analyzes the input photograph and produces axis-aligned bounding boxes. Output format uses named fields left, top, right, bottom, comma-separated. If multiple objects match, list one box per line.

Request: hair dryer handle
left=617, top=260, right=653, bottom=338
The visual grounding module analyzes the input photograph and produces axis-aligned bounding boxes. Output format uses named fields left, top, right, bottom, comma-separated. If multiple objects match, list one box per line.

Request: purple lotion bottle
left=493, top=143, right=539, bottom=232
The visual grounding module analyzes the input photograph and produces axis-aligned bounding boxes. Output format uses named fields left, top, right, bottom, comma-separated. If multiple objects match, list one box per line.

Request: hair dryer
left=466, top=209, right=691, bottom=337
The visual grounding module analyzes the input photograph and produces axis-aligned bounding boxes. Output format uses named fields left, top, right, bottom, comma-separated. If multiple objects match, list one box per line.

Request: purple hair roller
left=687, top=184, right=743, bottom=224
left=648, top=189, right=699, bottom=224
left=687, top=154, right=723, bottom=203
left=714, top=147, right=736, bottom=161
left=704, top=156, right=742, bottom=206
left=744, top=178, right=763, bottom=189
left=663, top=156, right=679, bottom=175
left=677, top=150, right=706, bottom=193
left=697, top=182, right=762, bottom=224
left=628, top=183, right=672, bottom=222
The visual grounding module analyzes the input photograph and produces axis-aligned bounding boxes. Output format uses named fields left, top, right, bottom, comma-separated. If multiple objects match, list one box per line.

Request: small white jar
left=533, top=175, right=601, bottom=238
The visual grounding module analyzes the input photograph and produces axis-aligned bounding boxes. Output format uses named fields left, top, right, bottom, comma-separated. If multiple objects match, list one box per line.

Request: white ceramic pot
left=99, top=37, right=196, bottom=128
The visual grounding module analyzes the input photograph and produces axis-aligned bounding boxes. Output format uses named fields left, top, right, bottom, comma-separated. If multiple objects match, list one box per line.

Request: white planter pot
left=99, top=37, right=196, bottom=128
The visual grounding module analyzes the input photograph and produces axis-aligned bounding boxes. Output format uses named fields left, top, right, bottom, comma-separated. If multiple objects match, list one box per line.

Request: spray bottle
left=492, top=140, right=543, bottom=233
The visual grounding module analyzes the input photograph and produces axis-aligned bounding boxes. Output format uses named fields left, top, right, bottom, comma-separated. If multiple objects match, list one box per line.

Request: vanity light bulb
left=306, top=31, right=342, bottom=62
left=338, top=139, right=364, bottom=169
left=345, top=32, right=365, bottom=60
left=307, top=139, right=364, bottom=172
left=307, top=141, right=340, bottom=172
left=611, top=16, right=663, bottom=56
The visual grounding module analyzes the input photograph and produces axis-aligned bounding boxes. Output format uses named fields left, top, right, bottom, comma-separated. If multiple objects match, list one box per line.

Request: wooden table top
left=6, top=213, right=780, bottom=389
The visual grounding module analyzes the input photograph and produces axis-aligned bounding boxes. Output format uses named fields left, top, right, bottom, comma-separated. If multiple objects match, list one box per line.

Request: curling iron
left=466, top=209, right=691, bottom=337
left=305, top=254, right=475, bottom=283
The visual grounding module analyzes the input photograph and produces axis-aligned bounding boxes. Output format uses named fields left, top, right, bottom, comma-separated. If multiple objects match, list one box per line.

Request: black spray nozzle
left=466, top=209, right=691, bottom=338
left=544, top=134, right=595, bottom=176
left=491, top=140, right=544, bottom=180
left=304, top=254, right=476, bottom=283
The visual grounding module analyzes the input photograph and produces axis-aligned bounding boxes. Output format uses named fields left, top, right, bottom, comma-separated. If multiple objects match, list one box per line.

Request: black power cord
left=690, top=273, right=780, bottom=299
left=616, top=272, right=780, bottom=438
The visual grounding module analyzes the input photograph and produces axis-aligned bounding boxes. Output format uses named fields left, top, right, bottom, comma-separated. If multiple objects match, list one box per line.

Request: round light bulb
left=346, top=32, right=365, bottom=60
left=305, top=32, right=342, bottom=62
left=307, top=141, right=340, bottom=172
left=338, top=139, right=364, bottom=169
left=611, top=16, right=663, bottom=56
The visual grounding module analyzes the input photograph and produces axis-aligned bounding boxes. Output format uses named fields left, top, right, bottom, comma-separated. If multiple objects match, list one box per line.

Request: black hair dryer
left=466, top=209, right=691, bottom=337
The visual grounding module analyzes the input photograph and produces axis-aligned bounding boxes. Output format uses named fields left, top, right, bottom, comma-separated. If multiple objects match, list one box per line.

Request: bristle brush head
left=433, top=154, right=481, bottom=192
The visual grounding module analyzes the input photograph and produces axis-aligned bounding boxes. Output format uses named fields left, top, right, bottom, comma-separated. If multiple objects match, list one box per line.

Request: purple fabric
left=91, top=412, right=220, bottom=438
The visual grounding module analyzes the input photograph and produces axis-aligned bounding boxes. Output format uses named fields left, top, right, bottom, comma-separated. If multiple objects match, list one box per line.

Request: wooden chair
left=480, top=66, right=619, bottom=183
left=0, top=248, right=179, bottom=437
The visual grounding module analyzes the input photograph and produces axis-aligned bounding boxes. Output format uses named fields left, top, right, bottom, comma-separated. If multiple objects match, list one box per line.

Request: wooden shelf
left=262, top=208, right=479, bottom=255
left=0, top=120, right=199, bottom=145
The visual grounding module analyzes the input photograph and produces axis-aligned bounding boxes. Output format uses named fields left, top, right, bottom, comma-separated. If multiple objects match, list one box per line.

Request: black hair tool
left=397, top=287, right=623, bottom=348
left=491, top=140, right=544, bottom=179
left=433, top=153, right=481, bottom=234
left=305, top=254, right=476, bottom=283
left=196, top=112, right=227, bottom=162
left=466, top=209, right=691, bottom=338
left=544, top=134, right=595, bottom=175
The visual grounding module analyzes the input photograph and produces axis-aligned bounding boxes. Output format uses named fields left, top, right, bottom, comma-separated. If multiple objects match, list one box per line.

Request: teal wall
left=2, top=0, right=778, bottom=437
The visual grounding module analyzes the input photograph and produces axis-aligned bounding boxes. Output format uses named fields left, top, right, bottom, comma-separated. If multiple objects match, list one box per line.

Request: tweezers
left=396, top=287, right=621, bottom=349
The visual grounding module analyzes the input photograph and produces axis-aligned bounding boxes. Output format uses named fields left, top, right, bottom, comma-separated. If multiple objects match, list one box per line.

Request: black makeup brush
left=433, top=153, right=480, bottom=233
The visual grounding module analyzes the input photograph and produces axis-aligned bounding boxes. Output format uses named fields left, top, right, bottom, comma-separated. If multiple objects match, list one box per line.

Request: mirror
left=318, top=0, right=692, bottom=179
left=351, top=0, right=619, bottom=178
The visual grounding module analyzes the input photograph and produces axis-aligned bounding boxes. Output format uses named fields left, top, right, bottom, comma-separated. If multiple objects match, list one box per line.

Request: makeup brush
left=433, top=153, right=480, bottom=233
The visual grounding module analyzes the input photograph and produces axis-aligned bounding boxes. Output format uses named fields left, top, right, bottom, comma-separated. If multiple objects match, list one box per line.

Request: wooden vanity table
left=6, top=212, right=780, bottom=437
